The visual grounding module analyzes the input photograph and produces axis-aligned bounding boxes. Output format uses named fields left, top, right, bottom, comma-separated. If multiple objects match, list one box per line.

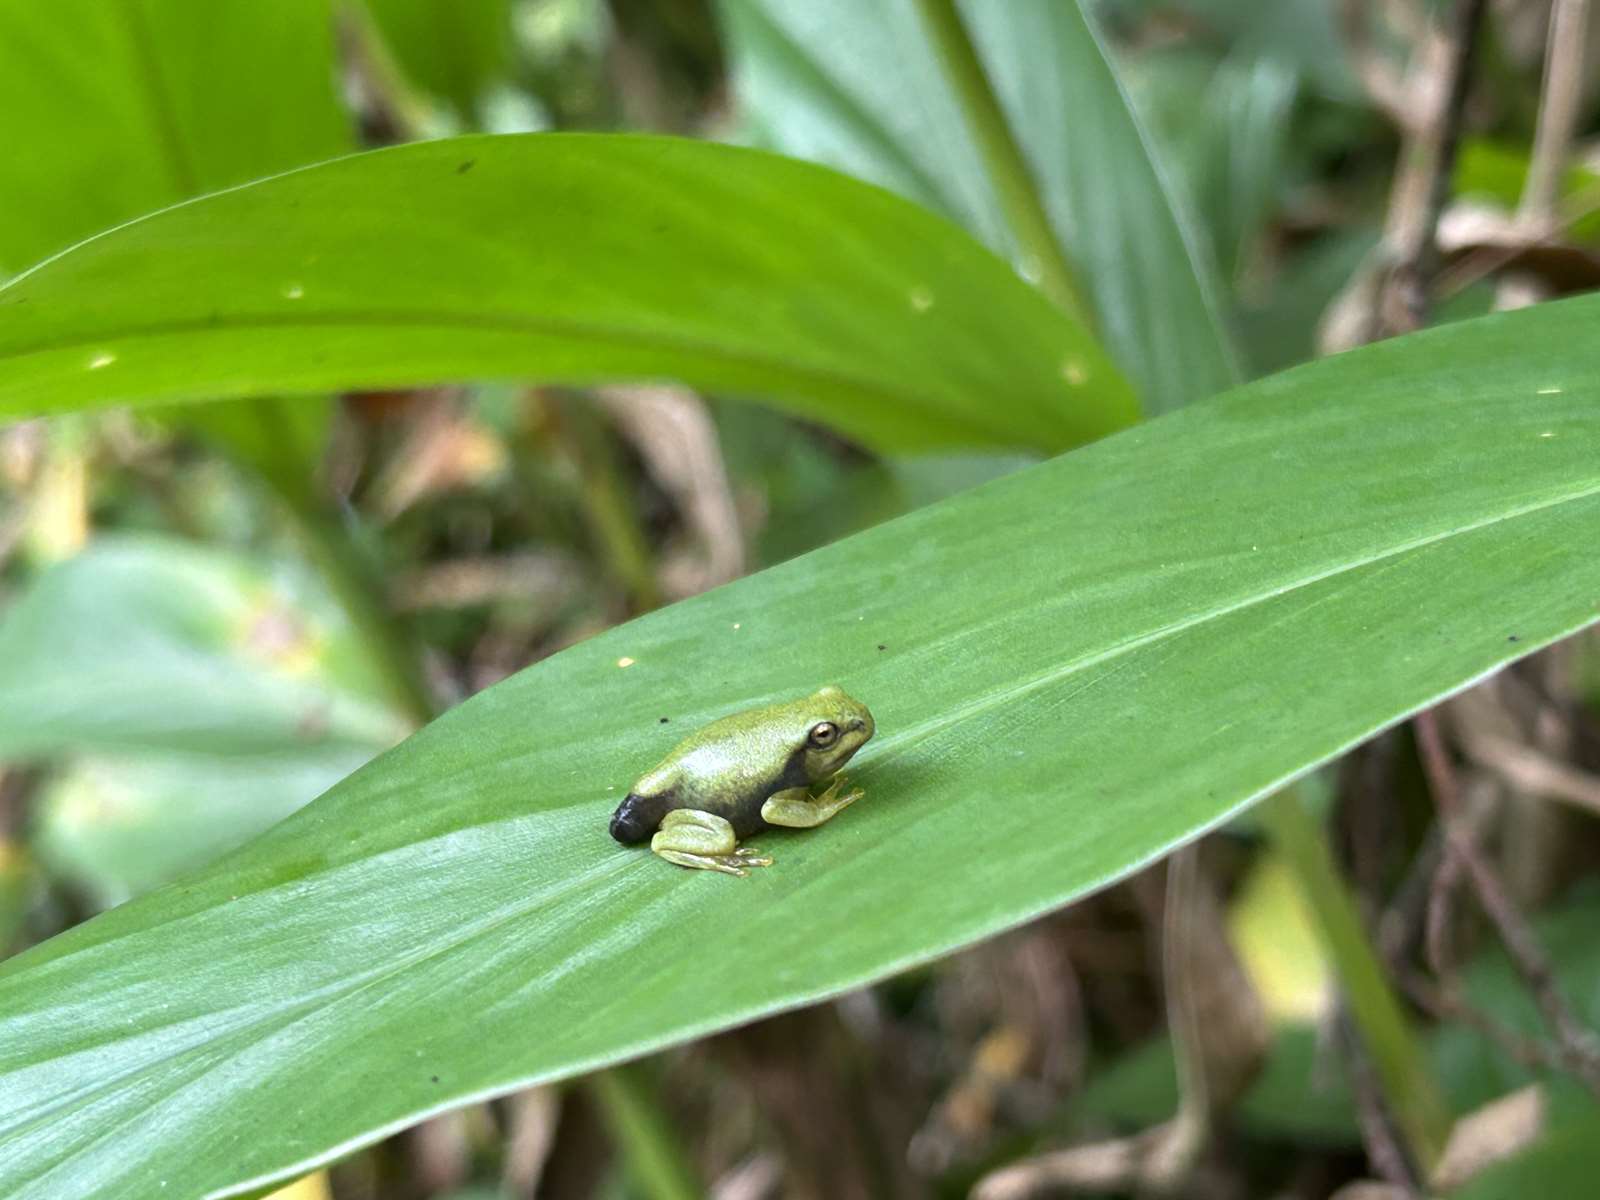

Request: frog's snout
left=851, top=714, right=874, bottom=739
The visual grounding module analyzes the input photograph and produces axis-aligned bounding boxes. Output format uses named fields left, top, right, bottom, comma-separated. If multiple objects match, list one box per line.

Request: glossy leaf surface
left=2, top=296, right=1598, bottom=1197
left=0, top=135, right=1133, bottom=454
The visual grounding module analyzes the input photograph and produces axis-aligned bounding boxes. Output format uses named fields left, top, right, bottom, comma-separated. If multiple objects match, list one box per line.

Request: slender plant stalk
left=589, top=1066, right=706, bottom=1200
left=912, top=0, right=1093, bottom=324
left=284, top=493, right=437, bottom=725
left=564, top=398, right=663, bottom=613
left=1258, top=788, right=1452, bottom=1170
left=342, top=0, right=440, bottom=140
left=246, top=398, right=436, bottom=726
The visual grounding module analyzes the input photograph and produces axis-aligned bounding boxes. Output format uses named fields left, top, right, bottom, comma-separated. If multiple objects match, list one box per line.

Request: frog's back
left=609, top=706, right=804, bottom=842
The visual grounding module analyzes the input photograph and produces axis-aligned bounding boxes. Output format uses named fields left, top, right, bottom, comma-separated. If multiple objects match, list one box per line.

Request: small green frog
left=609, top=685, right=876, bottom=876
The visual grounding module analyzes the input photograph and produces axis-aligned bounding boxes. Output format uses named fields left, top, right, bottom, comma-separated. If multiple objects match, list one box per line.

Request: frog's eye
left=807, top=721, right=839, bottom=749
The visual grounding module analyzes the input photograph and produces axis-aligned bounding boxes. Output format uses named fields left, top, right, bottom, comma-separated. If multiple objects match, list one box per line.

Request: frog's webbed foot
left=651, top=809, right=773, bottom=877
left=760, top=776, right=864, bottom=829
left=816, top=775, right=864, bottom=811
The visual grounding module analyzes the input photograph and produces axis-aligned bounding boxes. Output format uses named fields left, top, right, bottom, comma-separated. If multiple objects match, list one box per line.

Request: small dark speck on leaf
left=430, top=1075, right=439, bottom=1083
left=877, top=644, right=886, bottom=651
left=456, top=160, right=475, bottom=174
left=659, top=717, right=670, bottom=724
left=1508, top=634, right=1520, bottom=642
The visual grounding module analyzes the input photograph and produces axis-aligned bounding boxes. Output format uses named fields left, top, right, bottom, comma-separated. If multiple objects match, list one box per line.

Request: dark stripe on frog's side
left=721, top=742, right=812, bottom=837
left=608, top=744, right=813, bottom=844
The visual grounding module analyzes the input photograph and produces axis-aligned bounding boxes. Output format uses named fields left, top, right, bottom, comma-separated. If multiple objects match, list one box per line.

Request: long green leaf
left=0, top=0, right=349, bottom=274
left=0, top=135, right=1134, bottom=454
left=2, top=295, right=1598, bottom=1198
left=717, top=0, right=1240, bottom=412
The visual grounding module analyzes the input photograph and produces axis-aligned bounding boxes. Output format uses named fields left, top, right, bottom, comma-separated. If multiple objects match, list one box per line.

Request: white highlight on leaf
left=87, top=352, right=116, bottom=370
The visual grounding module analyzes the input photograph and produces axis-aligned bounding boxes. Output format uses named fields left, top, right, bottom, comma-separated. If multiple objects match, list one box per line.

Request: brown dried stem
left=1337, top=1007, right=1422, bottom=1193
left=1460, top=731, right=1600, bottom=817
left=1414, top=710, right=1600, bottom=1097
left=1378, top=0, right=1491, bottom=335
left=1518, top=0, right=1593, bottom=229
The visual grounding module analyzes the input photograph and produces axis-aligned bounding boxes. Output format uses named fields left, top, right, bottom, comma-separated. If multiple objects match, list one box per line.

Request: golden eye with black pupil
left=807, top=722, right=838, bottom=749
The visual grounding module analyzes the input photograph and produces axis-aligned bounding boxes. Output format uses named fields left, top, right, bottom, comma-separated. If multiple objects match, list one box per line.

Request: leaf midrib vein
left=874, top=475, right=1600, bottom=753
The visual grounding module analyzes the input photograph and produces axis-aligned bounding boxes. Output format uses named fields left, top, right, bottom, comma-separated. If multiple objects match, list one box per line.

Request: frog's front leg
left=759, top=776, right=864, bottom=828
left=651, top=809, right=773, bottom=877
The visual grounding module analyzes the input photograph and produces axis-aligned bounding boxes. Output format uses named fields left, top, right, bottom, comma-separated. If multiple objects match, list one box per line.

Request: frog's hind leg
left=651, top=809, right=773, bottom=877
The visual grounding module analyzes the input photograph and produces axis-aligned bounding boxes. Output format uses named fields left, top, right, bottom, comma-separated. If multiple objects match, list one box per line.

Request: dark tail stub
left=609, top=792, right=664, bottom=844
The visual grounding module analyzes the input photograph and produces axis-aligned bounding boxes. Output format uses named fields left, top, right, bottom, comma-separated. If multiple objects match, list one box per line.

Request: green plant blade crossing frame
left=0, top=134, right=1135, bottom=454
left=2, top=293, right=1599, bottom=1198
left=718, top=0, right=1241, bottom=413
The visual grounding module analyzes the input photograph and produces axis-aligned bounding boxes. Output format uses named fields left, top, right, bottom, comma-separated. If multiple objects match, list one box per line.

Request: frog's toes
left=655, top=848, right=772, bottom=877
left=817, top=776, right=863, bottom=805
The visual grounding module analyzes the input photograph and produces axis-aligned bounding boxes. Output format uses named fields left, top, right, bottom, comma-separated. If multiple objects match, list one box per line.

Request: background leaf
left=360, top=0, right=514, bottom=123
left=716, top=0, right=1241, bottom=411
left=1098, top=0, right=1358, bottom=100
left=0, top=134, right=1134, bottom=455
left=0, top=536, right=408, bottom=760
left=1126, top=52, right=1298, bottom=282
left=0, top=537, right=406, bottom=910
left=0, top=0, right=349, bottom=275
left=2, top=294, right=1598, bottom=1198
left=31, top=750, right=376, bottom=911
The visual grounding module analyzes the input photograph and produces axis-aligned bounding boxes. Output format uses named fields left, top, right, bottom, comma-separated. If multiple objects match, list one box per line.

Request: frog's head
left=795, top=685, right=875, bottom=780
